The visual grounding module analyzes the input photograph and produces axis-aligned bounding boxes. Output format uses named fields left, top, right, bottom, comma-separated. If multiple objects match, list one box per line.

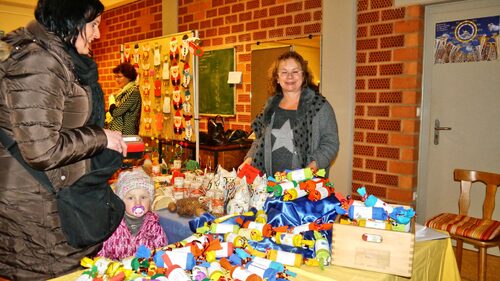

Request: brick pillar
left=353, top=0, right=424, bottom=205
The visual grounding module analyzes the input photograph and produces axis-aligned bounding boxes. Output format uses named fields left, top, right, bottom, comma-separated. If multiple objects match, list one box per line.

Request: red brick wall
left=92, top=0, right=424, bottom=205
left=93, top=0, right=164, bottom=107
left=353, top=0, right=423, bottom=205
left=178, top=0, right=323, bottom=132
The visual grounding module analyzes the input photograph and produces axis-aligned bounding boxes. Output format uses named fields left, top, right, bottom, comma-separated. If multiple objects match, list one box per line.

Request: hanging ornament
left=188, top=36, right=204, bottom=56
left=154, top=102, right=162, bottom=114
left=133, top=63, right=140, bottom=83
left=153, top=42, right=161, bottom=69
left=173, top=110, right=184, bottom=135
left=184, top=121, right=193, bottom=141
left=155, top=112, right=163, bottom=132
left=142, top=44, right=151, bottom=78
left=144, top=117, right=152, bottom=132
left=142, top=43, right=150, bottom=60
left=180, top=34, right=190, bottom=62
left=142, top=82, right=150, bottom=97
left=142, top=63, right=151, bottom=78
left=172, top=86, right=183, bottom=110
left=133, top=43, right=140, bottom=64
left=170, top=62, right=180, bottom=86
left=183, top=112, right=193, bottom=122
left=143, top=100, right=151, bottom=114
left=154, top=76, right=161, bottom=97
left=163, top=96, right=171, bottom=114
left=183, top=100, right=191, bottom=114
left=123, top=43, right=131, bottom=63
left=169, top=37, right=179, bottom=64
left=162, top=55, right=170, bottom=81
left=184, top=89, right=191, bottom=101
left=183, top=111, right=193, bottom=139
left=181, top=62, right=191, bottom=89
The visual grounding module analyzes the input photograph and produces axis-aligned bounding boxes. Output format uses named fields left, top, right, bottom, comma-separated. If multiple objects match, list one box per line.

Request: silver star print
left=272, top=119, right=294, bottom=153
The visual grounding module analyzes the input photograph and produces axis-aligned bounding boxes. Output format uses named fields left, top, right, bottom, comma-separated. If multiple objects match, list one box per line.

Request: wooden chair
left=425, top=169, right=500, bottom=281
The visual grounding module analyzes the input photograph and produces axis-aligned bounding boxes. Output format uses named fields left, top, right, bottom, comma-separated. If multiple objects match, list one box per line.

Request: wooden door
left=418, top=0, right=500, bottom=234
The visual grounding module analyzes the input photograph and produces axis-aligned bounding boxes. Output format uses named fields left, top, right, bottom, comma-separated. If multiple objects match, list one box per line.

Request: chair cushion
left=426, top=213, right=500, bottom=241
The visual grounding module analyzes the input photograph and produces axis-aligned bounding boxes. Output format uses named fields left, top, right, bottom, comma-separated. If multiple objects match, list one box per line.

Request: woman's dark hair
left=269, top=51, right=318, bottom=95
left=113, top=62, right=138, bottom=82
left=35, top=0, right=104, bottom=46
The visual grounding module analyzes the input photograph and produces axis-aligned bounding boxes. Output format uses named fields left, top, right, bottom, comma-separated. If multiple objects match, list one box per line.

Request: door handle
left=434, top=119, right=452, bottom=145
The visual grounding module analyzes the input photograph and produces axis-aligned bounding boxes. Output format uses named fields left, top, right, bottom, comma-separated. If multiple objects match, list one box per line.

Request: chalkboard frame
left=198, top=47, right=236, bottom=116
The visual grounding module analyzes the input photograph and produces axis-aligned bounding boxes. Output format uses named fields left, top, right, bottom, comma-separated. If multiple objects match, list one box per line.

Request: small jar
left=173, top=177, right=185, bottom=200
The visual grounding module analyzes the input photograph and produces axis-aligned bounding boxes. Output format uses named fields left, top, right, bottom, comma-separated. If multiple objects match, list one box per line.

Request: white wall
left=322, top=0, right=357, bottom=196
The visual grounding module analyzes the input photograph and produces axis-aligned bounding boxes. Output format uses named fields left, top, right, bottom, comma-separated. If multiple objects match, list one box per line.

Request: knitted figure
left=97, top=169, right=167, bottom=260
left=123, top=43, right=131, bottom=63
left=170, top=62, right=180, bottom=86
left=155, top=112, right=163, bottom=132
left=162, top=97, right=171, bottom=114
left=133, top=43, right=140, bottom=64
left=172, top=86, right=183, bottom=110
left=183, top=100, right=191, bottom=114
left=141, top=44, right=150, bottom=78
left=169, top=37, right=179, bottom=64
left=182, top=62, right=191, bottom=89
left=144, top=117, right=152, bottom=132
left=143, top=100, right=151, bottom=114
left=185, top=121, right=193, bottom=141
left=180, top=34, right=190, bottom=62
left=173, top=110, right=184, bottom=135
left=142, top=82, right=150, bottom=97
left=153, top=43, right=161, bottom=69
left=154, top=77, right=161, bottom=97
left=162, top=55, right=169, bottom=81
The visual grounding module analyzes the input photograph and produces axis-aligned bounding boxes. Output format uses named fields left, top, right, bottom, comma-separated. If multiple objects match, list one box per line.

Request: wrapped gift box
left=123, top=135, right=145, bottom=159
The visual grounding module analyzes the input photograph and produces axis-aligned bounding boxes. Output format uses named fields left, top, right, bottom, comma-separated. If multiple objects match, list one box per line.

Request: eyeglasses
left=278, top=70, right=303, bottom=78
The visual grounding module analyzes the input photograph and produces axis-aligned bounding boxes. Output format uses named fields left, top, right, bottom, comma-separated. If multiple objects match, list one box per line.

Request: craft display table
left=154, top=209, right=461, bottom=281
left=49, top=234, right=460, bottom=281
left=156, top=208, right=194, bottom=244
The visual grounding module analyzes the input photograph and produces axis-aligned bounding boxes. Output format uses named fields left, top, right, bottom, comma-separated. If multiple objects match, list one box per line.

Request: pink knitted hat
left=115, top=169, right=155, bottom=200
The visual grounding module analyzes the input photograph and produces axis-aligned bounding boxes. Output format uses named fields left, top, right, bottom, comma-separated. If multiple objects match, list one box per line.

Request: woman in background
left=108, top=62, right=142, bottom=135
left=239, top=51, right=339, bottom=177
left=0, top=0, right=127, bottom=279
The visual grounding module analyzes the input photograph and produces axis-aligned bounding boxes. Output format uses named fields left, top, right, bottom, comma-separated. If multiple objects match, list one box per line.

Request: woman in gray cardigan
left=240, top=51, right=339, bottom=177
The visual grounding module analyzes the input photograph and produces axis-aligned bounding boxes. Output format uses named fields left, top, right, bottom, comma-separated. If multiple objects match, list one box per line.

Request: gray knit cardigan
left=246, top=87, right=340, bottom=177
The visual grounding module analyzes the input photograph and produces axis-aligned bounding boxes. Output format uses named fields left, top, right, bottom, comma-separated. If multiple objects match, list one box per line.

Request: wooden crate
left=331, top=208, right=415, bottom=277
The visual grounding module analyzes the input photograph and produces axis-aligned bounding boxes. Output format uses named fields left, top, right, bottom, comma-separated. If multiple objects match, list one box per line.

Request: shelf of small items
left=157, top=138, right=253, bottom=172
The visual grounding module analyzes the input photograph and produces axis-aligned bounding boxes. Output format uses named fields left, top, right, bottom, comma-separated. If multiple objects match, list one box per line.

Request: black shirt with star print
left=271, top=107, right=297, bottom=174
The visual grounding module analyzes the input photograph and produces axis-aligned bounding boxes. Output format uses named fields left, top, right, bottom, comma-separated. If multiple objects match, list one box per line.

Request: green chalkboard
left=199, top=48, right=235, bottom=116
